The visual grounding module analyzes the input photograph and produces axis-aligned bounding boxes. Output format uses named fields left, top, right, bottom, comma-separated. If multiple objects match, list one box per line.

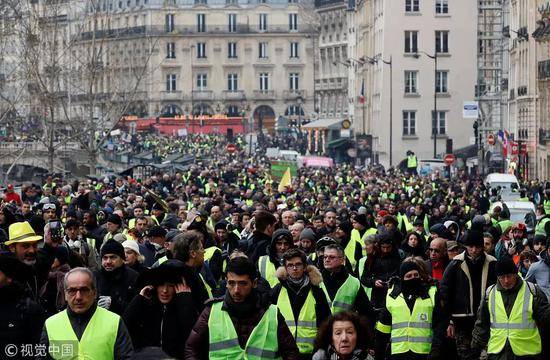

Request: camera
left=48, top=221, right=64, bottom=243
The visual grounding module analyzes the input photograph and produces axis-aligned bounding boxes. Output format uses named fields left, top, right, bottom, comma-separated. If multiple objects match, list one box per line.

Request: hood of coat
left=275, top=264, right=323, bottom=286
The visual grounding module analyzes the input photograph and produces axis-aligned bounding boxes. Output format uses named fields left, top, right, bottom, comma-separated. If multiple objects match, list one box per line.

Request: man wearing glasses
left=38, top=267, right=133, bottom=359
left=271, top=248, right=330, bottom=357
left=320, top=244, right=375, bottom=320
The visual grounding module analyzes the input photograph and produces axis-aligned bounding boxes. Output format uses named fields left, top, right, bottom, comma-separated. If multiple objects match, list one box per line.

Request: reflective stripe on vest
left=487, top=281, right=541, bottom=356
left=199, top=273, right=213, bottom=299
left=321, top=274, right=361, bottom=314
left=357, top=256, right=372, bottom=299
left=277, top=287, right=317, bottom=354
left=259, top=255, right=279, bottom=288
left=45, top=307, right=119, bottom=359
left=208, top=301, right=281, bottom=359
left=385, top=286, right=436, bottom=355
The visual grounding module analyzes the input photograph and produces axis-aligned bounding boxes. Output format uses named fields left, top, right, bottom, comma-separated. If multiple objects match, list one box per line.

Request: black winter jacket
left=123, top=292, right=199, bottom=359
left=94, top=265, right=139, bottom=315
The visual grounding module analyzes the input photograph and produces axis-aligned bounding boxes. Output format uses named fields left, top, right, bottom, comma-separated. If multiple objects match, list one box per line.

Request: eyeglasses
left=65, top=287, right=92, bottom=296
left=285, top=263, right=304, bottom=270
left=429, top=248, right=441, bottom=253
left=323, top=255, right=342, bottom=261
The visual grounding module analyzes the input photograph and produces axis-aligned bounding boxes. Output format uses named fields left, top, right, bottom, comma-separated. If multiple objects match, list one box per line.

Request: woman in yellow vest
left=471, top=257, right=550, bottom=360
left=271, top=249, right=331, bottom=356
left=375, top=259, right=444, bottom=360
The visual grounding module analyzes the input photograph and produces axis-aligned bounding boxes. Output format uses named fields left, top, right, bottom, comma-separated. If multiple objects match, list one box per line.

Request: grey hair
left=63, top=267, right=96, bottom=291
left=323, top=244, right=344, bottom=256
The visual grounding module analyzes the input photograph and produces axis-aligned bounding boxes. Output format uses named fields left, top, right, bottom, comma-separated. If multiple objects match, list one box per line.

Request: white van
left=485, top=173, right=520, bottom=191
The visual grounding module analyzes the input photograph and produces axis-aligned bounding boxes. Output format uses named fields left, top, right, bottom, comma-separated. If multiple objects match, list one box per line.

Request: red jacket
left=4, top=192, right=21, bottom=205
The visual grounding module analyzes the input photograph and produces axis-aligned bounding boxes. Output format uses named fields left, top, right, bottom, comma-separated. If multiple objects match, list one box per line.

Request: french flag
left=498, top=130, right=510, bottom=157
left=359, top=79, right=365, bottom=104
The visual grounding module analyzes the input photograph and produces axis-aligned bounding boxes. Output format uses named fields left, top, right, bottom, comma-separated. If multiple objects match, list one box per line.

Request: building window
left=197, top=42, right=206, bottom=58
left=404, top=71, right=418, bottom=93
left=289, top=13, right=298, bottom=31
left=290, top=42, right=299, bottom=58
left=166, top=42, right=176, bottom=59
left=404, top=31, right=418, bottom=53
left=165, top=14, right=174, bottom=32
left=259, top=72, right=269, bottom=90
left=228, top=73, right=238, bottom=91
left=435, top=0, right=448, bottom=14
left=228, top=13, right=237, bottom=32
left=432, top=111, right=446, bottom=135
left=196, top=73, right=207, bottom=90
left=166, top=74, right=177, bottom=92
left=435, top=30, right=449, bottom=53
left=228, top=42, right=237, bottom=58
left=197, top=14, right=206, bottom=33
left=289, top=73, right=299, bottom=90
left=259, top=14, right=267, bottom=31
left=403, top=111, right=416, bottom=135
left=405, top=0, right=419, bottom=12
left=436, top=70, right=448, bottom=93
left=259, top=42, right=268, bottom=59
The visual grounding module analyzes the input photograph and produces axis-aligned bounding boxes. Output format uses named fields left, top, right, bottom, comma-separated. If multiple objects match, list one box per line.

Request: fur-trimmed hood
left=276, top=265, right=323, bottom=286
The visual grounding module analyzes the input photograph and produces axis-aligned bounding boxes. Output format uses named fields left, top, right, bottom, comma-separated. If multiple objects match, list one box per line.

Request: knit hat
left=299, top=228, right=316, bottom=242
left=122, top=240, right=141, bottom=256
left=214, top=220, right=229, bottom=231
left=378, top=210, right=389, bottom=218
left=148, top=226, right=167, bottom=238
left=358, top=206, right=368, bottom=215
left=337, top=221, right=353, bottom=235
left=462, top=230, right=484, bottom=247
left=107, top=213, right=122, bottom=227
left=495, top=257, right=517, bottom=277
left=113, top=233, right=127, bottom=243
left=101, top=239, right=126, bottom=260
left=429, top=223, right=453, bottom=240
left=354, top=214, right=368, bottom=228
left=400, top=261, right=420, bottom=278
left=272, top=229, right=292, bottom=242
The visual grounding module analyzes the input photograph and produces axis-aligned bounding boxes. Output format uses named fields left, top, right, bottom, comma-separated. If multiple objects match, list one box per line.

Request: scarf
left=287, top=274, right=310, bottom=294
left=224, top=289, right=258, bottom=319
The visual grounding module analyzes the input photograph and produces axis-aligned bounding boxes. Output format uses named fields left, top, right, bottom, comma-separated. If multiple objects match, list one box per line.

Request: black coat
left=361, top=251, right=402, bottom=308
left=0, top=284, right=44, bottom=359
left=123, top=292, right=199, bottom=359
left=247, top=231, right=272, bottom=264
left=94, top=265, right=139, bottom=315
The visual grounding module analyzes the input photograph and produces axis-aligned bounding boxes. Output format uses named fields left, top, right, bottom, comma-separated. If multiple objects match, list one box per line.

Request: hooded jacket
left=270, top=265, right=331, bottom=328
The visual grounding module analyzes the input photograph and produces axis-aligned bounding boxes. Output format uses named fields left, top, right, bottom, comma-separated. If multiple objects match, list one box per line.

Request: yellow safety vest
left=199, top=273, right=213, bottom=298
left=407, top=155, right=418, bottom=168
left=208, top=301, right=281, bottom=359
left=277, top=287, right=317, bottom=354
left=357, top=256, right=372, bottom=299
left=259, top=255, right=279, bottom=288
left=321, top=274, right=361, bottom=314
left=377, top=286, right=436, bottom=355
left=487, top=281, right=541, bottom=356
left=45, top=307, right=119, bottom=359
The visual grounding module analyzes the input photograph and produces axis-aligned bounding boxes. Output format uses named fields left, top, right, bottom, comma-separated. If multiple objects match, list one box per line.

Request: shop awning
left=326, top=137, right=349, bottom=149
left=302, top=118, right=343, bottom=130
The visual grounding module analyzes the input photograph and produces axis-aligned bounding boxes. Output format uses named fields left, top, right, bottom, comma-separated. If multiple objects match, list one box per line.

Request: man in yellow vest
left=375, top=260, right=444, bottom=360
left=258, top=229, right=294, bottom=288
left=471, top=257, right=550, bottom=360
left=271, top=249, right=331, bottom=356
left=320, top=244, right=375, bottom=319
left=406, top=150, right=418, bottom=176
left=39, top=267, right=133, bottom=359
left=184, top=257, right=300, bottom=359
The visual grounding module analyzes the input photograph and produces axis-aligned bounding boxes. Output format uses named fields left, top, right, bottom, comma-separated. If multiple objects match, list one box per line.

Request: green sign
left=271, top=161, right=298, bottom=180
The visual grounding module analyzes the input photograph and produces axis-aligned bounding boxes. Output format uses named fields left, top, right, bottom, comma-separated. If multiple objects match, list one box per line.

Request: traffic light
left=473, top=120, right=479, bottom=143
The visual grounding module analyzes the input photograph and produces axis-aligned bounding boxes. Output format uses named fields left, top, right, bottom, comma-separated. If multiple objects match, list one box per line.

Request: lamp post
left=414, top=51, right=438, bottom=158
left=296, top=95, right=304, bottom=154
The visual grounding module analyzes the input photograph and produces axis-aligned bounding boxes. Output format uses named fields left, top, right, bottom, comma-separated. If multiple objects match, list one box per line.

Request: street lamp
left=414, top=51, right=438, bottom=158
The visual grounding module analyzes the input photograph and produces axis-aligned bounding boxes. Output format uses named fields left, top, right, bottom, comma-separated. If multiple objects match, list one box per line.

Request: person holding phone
left=123, top=259, right=199, bottom=359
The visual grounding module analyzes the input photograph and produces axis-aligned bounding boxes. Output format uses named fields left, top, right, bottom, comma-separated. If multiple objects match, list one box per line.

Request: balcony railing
left=222, top=90, right=245, bottom=101
left=161, top=91, right=183, bottom=101
left=253, top=90, right=276, bottom=100
left=283, top=89, right=307, bottom=100
left=192, top=90, right=213, bottom=101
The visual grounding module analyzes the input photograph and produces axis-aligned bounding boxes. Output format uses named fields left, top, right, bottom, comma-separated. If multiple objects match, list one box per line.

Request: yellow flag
left=278, top=167, right=292, bottom=192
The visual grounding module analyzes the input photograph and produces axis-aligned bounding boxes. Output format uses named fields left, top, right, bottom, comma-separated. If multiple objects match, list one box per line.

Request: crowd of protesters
left=1, top=133, right=550, bottom=360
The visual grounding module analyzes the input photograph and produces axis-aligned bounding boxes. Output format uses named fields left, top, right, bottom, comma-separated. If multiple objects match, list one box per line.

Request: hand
left=375, top=280, right=385, bottom=288
left=98, top=295, right=112, bottom=309
left=446, top=324, right=455, bottom=339
left=175, top=277, right=191, bottom=294
left=507, top=246, right=516, bottom=256
left=140, top=285, right=154, bottom=300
